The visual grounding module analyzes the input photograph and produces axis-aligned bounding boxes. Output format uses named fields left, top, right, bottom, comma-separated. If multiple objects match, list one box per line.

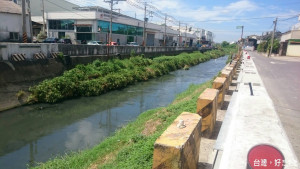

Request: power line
left=185, top=14, right=300, bottom=23
left=278, top=15, right=299, bottom=21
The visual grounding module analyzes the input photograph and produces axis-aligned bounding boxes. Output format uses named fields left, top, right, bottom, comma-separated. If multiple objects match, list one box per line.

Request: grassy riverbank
left=27, top=49, right=228, bottom=104
left=33, top=80, right=214, bottom=169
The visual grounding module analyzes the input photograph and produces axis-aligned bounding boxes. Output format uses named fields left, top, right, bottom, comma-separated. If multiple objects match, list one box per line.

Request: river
left=0, top=56, right=228, bottom=169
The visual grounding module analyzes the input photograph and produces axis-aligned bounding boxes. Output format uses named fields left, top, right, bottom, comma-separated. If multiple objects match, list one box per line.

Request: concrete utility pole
left=241, top=26, right=244, bottom=40
left=22, top=0, right=27, bottom=43
left=143, top=2, right=147, bottom=47
left=27, top=0, right=32, bottom=42
left=178, top=21, right=181, bottom=46
left=185, top=24, right=187, bottom=47
left=104, top=0, right=125, bottom=45
left=41, top=0, right=46, bottom=33
left=268, top=17, right=278, bottom=57
left=164, top=14, right=167, bottom=46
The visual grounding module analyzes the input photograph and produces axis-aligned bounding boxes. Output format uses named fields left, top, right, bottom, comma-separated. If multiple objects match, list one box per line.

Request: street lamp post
left=236, top=25, right=244, bottom=56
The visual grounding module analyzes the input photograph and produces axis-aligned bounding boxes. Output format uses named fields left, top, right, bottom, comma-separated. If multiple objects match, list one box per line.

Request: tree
left=257, top=41, right=268, bottom=52
left=221, top=41, right=230, bottom=47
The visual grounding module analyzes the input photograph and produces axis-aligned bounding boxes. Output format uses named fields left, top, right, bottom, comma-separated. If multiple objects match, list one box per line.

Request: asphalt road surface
left=250, top=51, right=300, bottom=160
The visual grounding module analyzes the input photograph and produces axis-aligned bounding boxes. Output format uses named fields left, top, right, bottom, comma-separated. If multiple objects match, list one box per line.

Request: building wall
left=281, top=33, right=292, bottom=42
left=287, top=44, right=300, bottom=57
left=291, top=30, right=300, bottom=39
left=0, top=13, right=31, bottom=42
left=281, top=30, right=300, bottom=42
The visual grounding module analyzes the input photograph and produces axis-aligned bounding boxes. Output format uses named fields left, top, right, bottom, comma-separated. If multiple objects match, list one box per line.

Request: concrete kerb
left=152, top=112, right=202, bottom=169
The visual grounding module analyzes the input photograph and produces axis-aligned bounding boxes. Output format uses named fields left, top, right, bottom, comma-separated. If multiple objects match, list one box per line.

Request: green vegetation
left=28, top=49, right=229, bottom=104
left=16, top=90, right=25, bottom=100
left=257, top=38, right=280, bottom=54
left=32, top=80, right=214, bottom=169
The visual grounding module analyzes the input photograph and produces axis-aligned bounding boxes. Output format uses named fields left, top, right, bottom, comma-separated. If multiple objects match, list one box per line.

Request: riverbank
left=33, top=79, right=215, bottom=169
left=27, top=49, right=226, bottom=104
left=0, top=48, right=234, bottom=112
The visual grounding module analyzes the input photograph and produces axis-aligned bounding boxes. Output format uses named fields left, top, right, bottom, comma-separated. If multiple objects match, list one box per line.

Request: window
left=49, top=20, right=74, bottom=30
left=76, top=27, right=92, bottom=32
left=9, top=32, right=19, bottom=40
left=97, top=21, right=143, bottom=36
left=58, top=32, right=65, bottom=38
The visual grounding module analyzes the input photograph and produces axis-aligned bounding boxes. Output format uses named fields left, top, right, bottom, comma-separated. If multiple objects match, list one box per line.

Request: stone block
left=213, top=77, right=226, bottom=108
left=221, top=70, right=231, bottom=90
left=152, top=112, right=202, bottom=169
left=196, top=88, right=218, bottom=137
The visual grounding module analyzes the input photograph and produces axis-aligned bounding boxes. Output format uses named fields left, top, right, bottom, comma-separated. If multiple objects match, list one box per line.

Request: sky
left=67, top=0, right=300, bottom=43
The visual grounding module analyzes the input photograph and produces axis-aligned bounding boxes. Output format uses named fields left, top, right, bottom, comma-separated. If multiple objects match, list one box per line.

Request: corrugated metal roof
left=0, top=0, right=22, bottom=14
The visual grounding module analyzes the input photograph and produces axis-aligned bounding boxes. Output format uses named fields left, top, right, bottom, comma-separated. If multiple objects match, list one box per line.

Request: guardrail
left=152, top=54, right=241, bottom=168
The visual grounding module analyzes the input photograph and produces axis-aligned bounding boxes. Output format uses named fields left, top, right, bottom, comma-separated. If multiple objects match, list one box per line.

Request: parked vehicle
left=58, top=38, right=72, bottom=44
left=107, top=42, right=118, bottom=46
left=87, top=41, right=104, bottom=45
left=43, top=37, right=59, bottom=43
left=127, top=42, right=139, bottom=46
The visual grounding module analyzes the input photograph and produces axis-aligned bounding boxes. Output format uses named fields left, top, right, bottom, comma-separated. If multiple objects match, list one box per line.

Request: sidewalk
left=213, top=52, right=299, bottom=168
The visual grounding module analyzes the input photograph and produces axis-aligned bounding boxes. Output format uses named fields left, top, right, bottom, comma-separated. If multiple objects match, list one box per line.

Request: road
left=250, top=51, right=300, bottom=159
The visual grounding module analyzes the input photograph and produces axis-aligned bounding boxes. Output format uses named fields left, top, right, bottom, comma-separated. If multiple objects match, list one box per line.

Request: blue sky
left=68, top=0, right=300, bottom=42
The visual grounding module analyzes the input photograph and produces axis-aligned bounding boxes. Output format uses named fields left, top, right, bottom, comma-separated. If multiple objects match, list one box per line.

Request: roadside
left=250, top=51, right=300, bottom=159
left=256, top=52, right=300, bottom=62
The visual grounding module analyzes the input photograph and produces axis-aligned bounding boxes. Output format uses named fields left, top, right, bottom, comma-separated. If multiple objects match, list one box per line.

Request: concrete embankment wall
left=0, top=59, right=65, bottom=86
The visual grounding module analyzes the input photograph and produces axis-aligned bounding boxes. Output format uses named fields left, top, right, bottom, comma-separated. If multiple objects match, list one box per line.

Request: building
left=0, top=0, right=31, bottom=42
left=45, top=6, right=199, bottom=46
left=280, top=17, right=300, bottom=56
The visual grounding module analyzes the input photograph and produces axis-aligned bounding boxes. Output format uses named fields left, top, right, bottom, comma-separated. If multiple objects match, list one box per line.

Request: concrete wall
left=287, top=44, right=300, bottom=57
left=281, top=30, right=300, bottom=42
left=0, top=43, right=58, bottom=60
left=0, top=13, right=31, bottom=42
left=0, top=43, right=194, bottom=61
left=0, top=59, right=65, bottom=86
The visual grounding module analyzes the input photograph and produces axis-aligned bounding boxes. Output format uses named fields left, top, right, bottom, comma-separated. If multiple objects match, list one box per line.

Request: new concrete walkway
left=213, top=51, right=299, bottom=168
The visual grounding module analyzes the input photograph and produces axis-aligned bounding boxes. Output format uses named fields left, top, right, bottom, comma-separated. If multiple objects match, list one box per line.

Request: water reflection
left=0, top=56, right=228, bottom=168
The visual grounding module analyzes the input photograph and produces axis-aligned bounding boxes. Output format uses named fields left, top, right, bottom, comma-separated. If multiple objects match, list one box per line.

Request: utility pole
left=178, top=21, right=181, bottom=46
left=268, top=17, right=278, bottom=57
left=104, top=0, right=125, bottom=45
left=27, top=0, right=33, bottom=42
left=197, top=28, right=200, bottom=45
left=22, top=0, right=27, bottom=43
left=143, top=2, right=147, bottom=47
left=109, top=1, right=113, bottom=44
left=164, top=14, right=167, bottom=46
left=185, top=24, right=187, bottom=47
left=241, top=26, right=244, bottom=40
left=41, top=0, right=46, bottom=33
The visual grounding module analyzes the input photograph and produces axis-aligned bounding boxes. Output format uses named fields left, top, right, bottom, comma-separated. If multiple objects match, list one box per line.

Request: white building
left=45, top=7, right=198, bottom=46
left=0, top=0, right=31, bottom=42
left=280, top=16, right=300, bottom=57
